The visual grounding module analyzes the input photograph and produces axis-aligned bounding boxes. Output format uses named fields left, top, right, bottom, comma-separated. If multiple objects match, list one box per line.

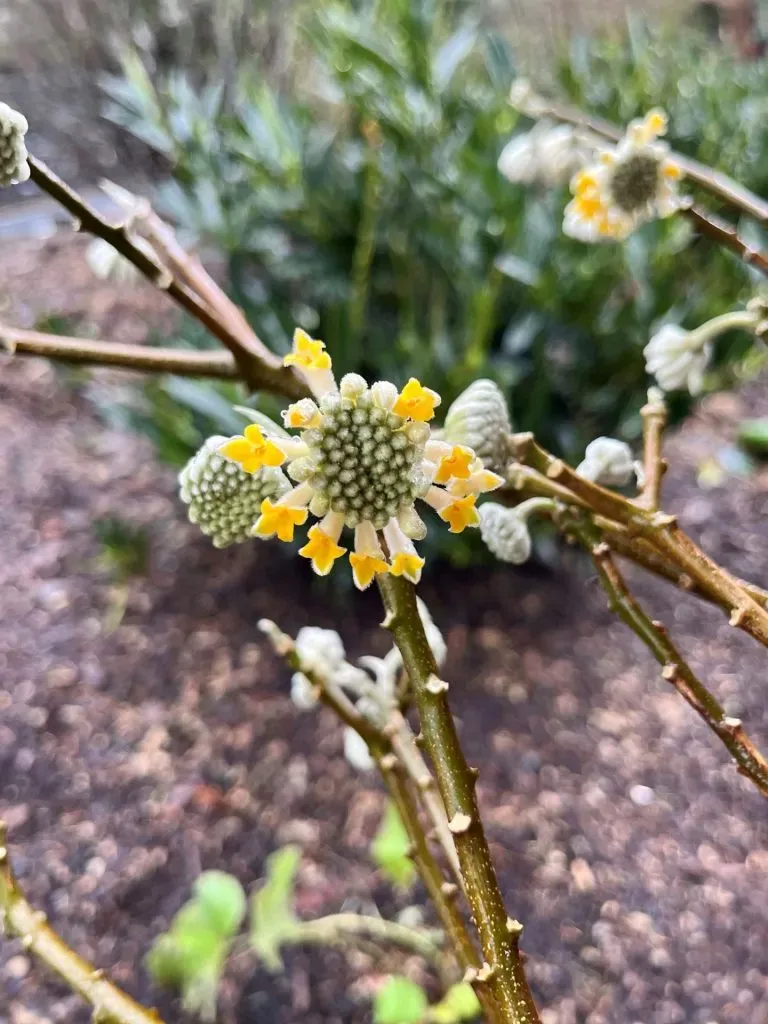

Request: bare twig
left=376, top=576, right=540, bottom=1024
left=27, top=157, right=307, bottom=400
left=1, top=324, right=240, bottom=380
left=511, top=432, right=768, bottom=650
left=570, top=524, right=768, bottom=798
left=638, top=389, right=668, bottom=509
left=0, top=824, right=163, bottom=1024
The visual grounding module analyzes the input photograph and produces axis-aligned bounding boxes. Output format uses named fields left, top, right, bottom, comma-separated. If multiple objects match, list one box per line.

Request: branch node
left=477, top=962, right=496, bottom=983
left=379, top=753, right=398, bottom=772
left=440, top=881, right=458, bottom=898
left=650, top=511, right=677, bottom=528
left=381, top=610, right=397, bottom=630
left=546, top=458, right=566, bottom=480
left=462, top=967, right=479, bottom=985
left=729, top=604, right=750, bottom=627
left=661, top=663, right=679, bottom=681
left=506, top=917, right=524, bottom=937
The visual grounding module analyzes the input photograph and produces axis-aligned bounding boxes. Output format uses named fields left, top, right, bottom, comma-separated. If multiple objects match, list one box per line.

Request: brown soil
left=1, top=236, right=767, bottom=1024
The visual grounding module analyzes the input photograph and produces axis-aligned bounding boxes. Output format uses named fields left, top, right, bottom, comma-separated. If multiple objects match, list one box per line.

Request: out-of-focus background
left=1, top=2, right=767, bottom=1023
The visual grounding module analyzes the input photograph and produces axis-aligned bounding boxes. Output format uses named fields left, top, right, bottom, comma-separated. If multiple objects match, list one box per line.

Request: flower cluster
left=0, top=101, right=30, bottom=187
left=563, top=110, right=683, bottom=243
left=179, top=435, right=290, bottom=548
left=576, top=437, right=636, bottom=488
left=216, top=330, right=503, bottom=588
left=478, top=498, right=552, bottom=566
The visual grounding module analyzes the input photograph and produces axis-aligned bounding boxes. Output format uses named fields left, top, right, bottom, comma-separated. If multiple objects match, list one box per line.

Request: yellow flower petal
left=392, top=378, right=441, bottom=422
left=350, top=552, right=389, bottom=590
left=284, top=328, right=332, bottom=371
left=220, top=426, right=286, bottom=474
left=299, top=525, right=347, bottom=575
left=253, top=499, right=308, bottom=542
left=389, top=551, right=425, bottom=582
left=662, top=160, right=682, bottom=180
left=283, top=399, right=323, bottom=429
left=434, top=445, right=475, bottom=485
left=439, top=494, right=480, bottom=533
left=645, top=109, right=668, bottom=136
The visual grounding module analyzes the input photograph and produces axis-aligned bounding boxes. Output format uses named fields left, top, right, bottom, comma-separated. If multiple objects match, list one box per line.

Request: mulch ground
left=0, top=236, right=767, bottom=1024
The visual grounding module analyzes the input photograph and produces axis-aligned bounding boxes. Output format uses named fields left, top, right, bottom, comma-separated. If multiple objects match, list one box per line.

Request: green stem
left=376, top=576, right=540, bottom=1024
left=290, top=913, right=444, bottom=965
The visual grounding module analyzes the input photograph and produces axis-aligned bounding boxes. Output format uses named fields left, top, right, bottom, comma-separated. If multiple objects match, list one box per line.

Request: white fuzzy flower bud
left=643, top=324, right=711, bottom=394
left=0, top=102, right=30, bottom=187
left=179, top=436, right=290, bottom=547
left=498, top=122, right=591, bottom=189
left=339, top=373, right=368, bottom=402
left=443, top=379, right=511, bottom=473
left=290, top=672, right=319, bottom=710
left=479, top=503, right=532, bottom=565
left=577, top=437, right=635, bottom=487
left=294, top=626, right=347, bottom=677
left=343, top=727, right=374, bottom=772
left=508, top=78, right=547, bottom=118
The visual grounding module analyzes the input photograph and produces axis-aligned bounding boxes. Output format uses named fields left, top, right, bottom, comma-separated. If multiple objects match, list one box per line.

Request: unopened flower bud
left=0, top=102, right=30, bottom=187
left=478, top=503, right=532, bottom=565
left=643, top=324, right=710, bottom=394
left=344, top=728, right=374, bottom=772
left=577, top=437, right=634, bottom=487
left=443, top=380, right=511, bottom=474
left=179, top=435, right=290, bottom=547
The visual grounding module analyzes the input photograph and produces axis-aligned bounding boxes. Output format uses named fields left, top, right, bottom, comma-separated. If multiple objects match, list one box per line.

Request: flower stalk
left=376, top=574, right=540, bottom=1024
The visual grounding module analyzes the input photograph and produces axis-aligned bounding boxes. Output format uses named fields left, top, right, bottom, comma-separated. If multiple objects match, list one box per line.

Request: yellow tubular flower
left=392, top=378, right=441, bottom=422
left=433, top=445, right=475, bottom=485
left=299, top=524, right=347, bottom=575
left=253, top=499, right=308, bottom=542
left=219, top=424, right=286, bottom=473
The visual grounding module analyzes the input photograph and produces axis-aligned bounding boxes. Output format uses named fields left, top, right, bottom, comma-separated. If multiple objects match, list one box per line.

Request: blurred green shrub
left=103, top=7, right=768, bottom=462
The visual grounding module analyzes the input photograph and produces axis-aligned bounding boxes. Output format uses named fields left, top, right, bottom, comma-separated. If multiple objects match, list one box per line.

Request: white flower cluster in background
left=0, top=101, right=30, bottom=187
left=498, top=121, right=594, bottom=189
left=563, top=110, right=684, bottom=243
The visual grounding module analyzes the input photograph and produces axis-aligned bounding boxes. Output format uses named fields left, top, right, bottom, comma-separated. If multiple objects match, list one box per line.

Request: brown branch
left=0, top=824, right=163, bottom=1024
left=637, top=389, right=667, bottom=509
left=376, top=576, right=540, bottom=1024
left=685, top=206, right=768, bottom=276
left=1, top=324, right=240, bottom=380
left=27, top=157, right=307, bottom=400
left=570, top=524, right=768, bottom=798
left=511, top=432, right=768, bottom=649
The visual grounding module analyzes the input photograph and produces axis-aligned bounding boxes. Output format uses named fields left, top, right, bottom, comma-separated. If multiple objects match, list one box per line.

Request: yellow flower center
left=434, top=445, right=474, bottom=485
left=439, top=494, right=479, bottom=533
left=299, top=525, right=347, bottom=575
left=349, top=552, right=389, bottom=589
left=392, top=378, right=441, bottom=422
left=284, top=328, right=332, bottom=371
left=219, top=425, right=286, bottom=474
left=254, top=499, right=308, bottom=542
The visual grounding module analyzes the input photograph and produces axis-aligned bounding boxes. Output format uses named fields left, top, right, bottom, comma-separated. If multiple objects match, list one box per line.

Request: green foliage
left=738, top=418, right=768, bottom=457
left=93, top=516, right=150, bottom=581
left=371, top=801, right=416, bottom=890
left=146, top=870, right=246, bottom=1021
left=102, top=8, right=768, bottom=475
left=249, top=845, right=301, bottom=971
left=373, top=977, right=430, bottom=1024
left=428, top=983, right=481, bottom=1023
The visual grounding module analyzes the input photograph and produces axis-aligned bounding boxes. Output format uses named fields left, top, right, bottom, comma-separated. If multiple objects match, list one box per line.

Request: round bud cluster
left=577, top=436, right=635, bottom=487
left=609, top=153, right=663, bottom=214
left=478, top=502, right=532, bottom=565
left=179, top=436, right=290, bottom=548
left=0, top=102, right=30, bottom=187
left=443, top=379, right=511, bottom=474
left=301, top=392, right=426, bottom=530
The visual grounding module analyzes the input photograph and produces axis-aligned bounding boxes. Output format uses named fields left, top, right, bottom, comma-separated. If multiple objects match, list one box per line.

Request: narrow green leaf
left=194, top=871, right=247, bottom=938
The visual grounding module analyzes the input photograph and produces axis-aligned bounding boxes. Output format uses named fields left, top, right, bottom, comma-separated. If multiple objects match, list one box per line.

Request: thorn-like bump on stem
left=477, top=963, right=496, bottom=983
left=506, top=918, right=524, bottom=937
left=661, top=663, right=678, bottom=681
left=379, top=753, right=398, bottom=771
left=448, top=813, right=472, bottom=835
left=730, top=604, right=749, bottom=627
left=463, top=967, right=479, bottom=985
left=426, top=674, right=449, bottom=695
left=441, top=882, right=458, bottom=897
